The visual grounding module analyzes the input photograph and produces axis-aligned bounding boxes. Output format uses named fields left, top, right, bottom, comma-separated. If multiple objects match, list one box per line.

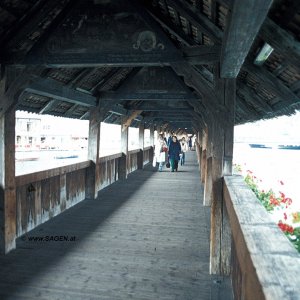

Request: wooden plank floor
left=0, top=152, right=233, bottom=300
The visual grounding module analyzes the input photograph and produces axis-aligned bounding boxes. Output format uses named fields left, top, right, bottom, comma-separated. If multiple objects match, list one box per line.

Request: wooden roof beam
left=25, top=78, right=97, bottom=107
left=220, top=0, right=273, bottom=78
left=126, top=101, right=192, bottom=111
left=237, top=82, right=274, bottom=114
left=63, top=104, right=79, bottom=118
left=67, top=68, right=95, bottom=88
left=171, top=62, right=225, bottom=115
left=38, top=99, right=58, bottom=114
left=236, top=95, right=259, bottom=120
left=166, top=0, right=223, bottom=43
left=100, top=91, right=197, bottom=102
left=147, top=9, right=195, bottom=46
left=244, top=62, right=299, bottom=106
left=191, top=111, right=206, bottom=129
left=182, top=45, right=221, bottom=64
left=122, top=110, right=143, bottom=132
left=259, top=18, right=300, bottom=69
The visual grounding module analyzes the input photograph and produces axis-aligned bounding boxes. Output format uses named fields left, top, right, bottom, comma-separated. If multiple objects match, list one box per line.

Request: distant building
left=15, top=111, right=89, bottom=153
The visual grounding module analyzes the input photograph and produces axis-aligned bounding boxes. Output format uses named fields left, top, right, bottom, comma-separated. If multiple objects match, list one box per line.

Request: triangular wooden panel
left=20, top=0, right=182, bottom=66
left=114, top=66, right=197, bottom=100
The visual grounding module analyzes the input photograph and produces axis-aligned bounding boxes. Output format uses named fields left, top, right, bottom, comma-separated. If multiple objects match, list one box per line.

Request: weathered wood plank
left=86, top=109, right=101, bottom=199
left=171, top=62, right=224, bottom=117
left=224, top=175, right=300, bottom=300
left=259, top=18, right=300, bottom=70
left=167, top=0, right=223, bottom=43
left=15, top=161, right=91, bottom=187
left=182, top=45, right=221, bottom=64
left=0, top=153, right=233, bottom=299
left=0, top=108, right=16, bottom=253
left=138, top=123, right=144, bottom=169
left=223, top=79, right=236, bottom=175
left=243, top=62, right=299, bottom=106
left=221, top=0, right=273, bottom=78
left=25, top=78, right=97, bottom=107
left=210, top=122, right=224, bottom=274
left=119, top=116, right=129, bottom=180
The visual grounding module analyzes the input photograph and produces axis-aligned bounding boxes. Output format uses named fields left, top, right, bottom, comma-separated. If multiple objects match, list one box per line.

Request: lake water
left=233, top=143, right=300, bottom=210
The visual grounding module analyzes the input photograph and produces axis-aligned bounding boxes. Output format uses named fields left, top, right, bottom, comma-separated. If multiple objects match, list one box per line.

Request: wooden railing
left=15, top=161, right=91, bottom=237
left=98, top=153, right=122, bottom=190
left=15, top=147, right=154, bottom=238
left=143, top=146, right=152, bottom=165
left=128, top=149, right=140, bottom=173
left=223, top=175, right=300, bottom=300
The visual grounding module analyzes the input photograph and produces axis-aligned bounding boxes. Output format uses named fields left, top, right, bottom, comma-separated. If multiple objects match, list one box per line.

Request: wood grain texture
left=0, top=108, right=16, bottom=253
left=0, top=152, right=233, bottom=300
left=224, top=175, right=300, bottom=300
left=221, top=0, right=273, bottom=77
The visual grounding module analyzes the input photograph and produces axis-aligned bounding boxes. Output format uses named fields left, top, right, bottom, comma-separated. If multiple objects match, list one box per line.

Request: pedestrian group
left=153, top=132, right=194, bottom=172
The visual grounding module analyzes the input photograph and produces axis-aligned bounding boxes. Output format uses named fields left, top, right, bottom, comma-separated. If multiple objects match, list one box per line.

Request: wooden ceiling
left=0, top=0, right=300, bottom=132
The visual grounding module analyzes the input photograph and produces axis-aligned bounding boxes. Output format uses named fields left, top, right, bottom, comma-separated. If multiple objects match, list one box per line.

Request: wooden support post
left=201, top=127, right=208, bottom=183
left=209, top=77, right=236, bottom=275
left=138, top=122, right=144, bottom=169
left=149, top=124, right=155, bottom=147
left=149, top=124, right=155, bottom=163
left=224, top=79, right=236, bottom=176
left=0, top=107, right=16, bottom=254
left=197, top=131, right=202, bottom=167
left=204, top=126, right=213, bottom=206
left=210, top=121, right=225, bottom=274
left=119, top=116, right=129, bottom=180
left=86, top=109, right=101, bottom=199
left=221, top=79, right=236, bottom=275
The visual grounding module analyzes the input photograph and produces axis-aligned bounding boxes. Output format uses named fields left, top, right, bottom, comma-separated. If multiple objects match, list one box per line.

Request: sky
left=234, top=110, right=300, bottom=144
left=17, top=109, right=300, bottom=145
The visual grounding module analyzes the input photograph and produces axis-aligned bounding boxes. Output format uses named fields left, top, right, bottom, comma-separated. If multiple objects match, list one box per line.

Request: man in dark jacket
left=168, top=136, right=181, bottom=172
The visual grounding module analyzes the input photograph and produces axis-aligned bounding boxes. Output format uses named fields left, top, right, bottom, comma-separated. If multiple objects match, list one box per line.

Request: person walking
left=188, top=136, right=193, bottom=150
left=180, top=137, right=188, bottom=166
left=154, top=134, right=168, bottom=172
left=168, top=136, right=181, bottom=172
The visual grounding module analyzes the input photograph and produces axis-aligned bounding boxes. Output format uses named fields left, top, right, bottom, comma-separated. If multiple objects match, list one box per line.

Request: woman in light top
left=154, top=134, right=168, bottom=172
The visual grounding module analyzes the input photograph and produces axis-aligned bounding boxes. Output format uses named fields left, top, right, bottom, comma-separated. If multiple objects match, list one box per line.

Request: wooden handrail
left=223, top=175, right=300, bottom=300
left=16, top=161, right=91, bottom=186
left=16, top=148, right=153, bottom=187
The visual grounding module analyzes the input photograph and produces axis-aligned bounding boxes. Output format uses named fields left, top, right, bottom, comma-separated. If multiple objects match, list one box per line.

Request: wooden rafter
left=237, top=82, right=273, bottom=114
left=100, top=91, right=197, bottom=101
left=244, top=62, right=299, bottom=106
left=220, top=0, right=273, bottom=78
left=3, top=0, right=73, bottom=61
left=182, top=45, right=220, bottom=64
left=38, top=99, right=58, bottom=114
left=147, top=9, right=195, bottom=46
left=165, top=0, right=223, bottom=43
left=121, top=110, right=143, bottom=132
left=171, top=62, right=225, bottom=115
left=25, top=78, right=97, bottom=107
left=259, top=18, right=300, bottom=70
left=126, top=101, right=192, bottom=111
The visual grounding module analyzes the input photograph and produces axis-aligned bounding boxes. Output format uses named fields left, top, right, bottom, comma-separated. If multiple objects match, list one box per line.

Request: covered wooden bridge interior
left=1, top=0, right=300, bottom=299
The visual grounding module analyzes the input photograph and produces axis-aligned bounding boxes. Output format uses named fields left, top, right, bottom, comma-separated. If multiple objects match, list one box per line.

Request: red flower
left=279, top=191, right=285, bottom=199
left=278, top=221, right=294, bottom=235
